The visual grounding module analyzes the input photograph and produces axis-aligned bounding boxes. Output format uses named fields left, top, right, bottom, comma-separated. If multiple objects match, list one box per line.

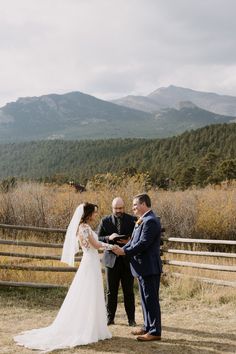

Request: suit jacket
left=97, top=213, right=136, bottom=268
left=123, top=210, right=162, bottom=277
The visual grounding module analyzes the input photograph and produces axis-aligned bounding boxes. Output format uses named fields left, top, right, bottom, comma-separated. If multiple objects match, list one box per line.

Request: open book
left=112, top=234, right=130, bottom=241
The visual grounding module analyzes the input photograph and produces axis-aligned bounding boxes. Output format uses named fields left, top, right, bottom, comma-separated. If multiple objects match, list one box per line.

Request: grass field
left=0, top=277, right=236, bottom=354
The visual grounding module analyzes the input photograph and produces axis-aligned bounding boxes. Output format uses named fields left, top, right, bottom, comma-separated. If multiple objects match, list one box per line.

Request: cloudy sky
left=0, top=0, right=236, bottom=107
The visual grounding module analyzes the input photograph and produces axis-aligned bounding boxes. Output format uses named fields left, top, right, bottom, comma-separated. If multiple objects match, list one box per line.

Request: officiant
left=97, top=197, right=136, bottom=326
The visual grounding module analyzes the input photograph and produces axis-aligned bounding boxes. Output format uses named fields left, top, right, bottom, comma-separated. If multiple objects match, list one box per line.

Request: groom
left=113, top=193, right=162, bottom=341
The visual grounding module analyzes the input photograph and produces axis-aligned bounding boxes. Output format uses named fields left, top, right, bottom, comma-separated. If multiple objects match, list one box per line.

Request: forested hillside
left=0, top=123, right=235, bottom=188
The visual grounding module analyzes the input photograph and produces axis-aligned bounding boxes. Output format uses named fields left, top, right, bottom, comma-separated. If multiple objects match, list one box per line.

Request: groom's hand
left=112, top=245, right=125, bottom=256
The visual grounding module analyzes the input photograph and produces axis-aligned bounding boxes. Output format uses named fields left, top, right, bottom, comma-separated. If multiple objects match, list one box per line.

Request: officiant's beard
left=114, top=211, right=124, bottom=217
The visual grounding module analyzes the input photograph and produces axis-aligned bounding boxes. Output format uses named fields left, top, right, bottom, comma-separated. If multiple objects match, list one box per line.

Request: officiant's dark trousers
left=105, top=256, right=135, bottom=323
left=138, top=274, right=161, bottom=336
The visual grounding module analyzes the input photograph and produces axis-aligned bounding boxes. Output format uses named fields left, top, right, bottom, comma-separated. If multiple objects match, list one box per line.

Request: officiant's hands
left=112, top=245, right=125, bottom=256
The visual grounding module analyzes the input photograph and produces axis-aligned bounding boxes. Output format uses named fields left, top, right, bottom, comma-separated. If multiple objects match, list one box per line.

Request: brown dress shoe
left=131, top=328, right=147, bottom=335
left=137, top=333, right=161, bottom=341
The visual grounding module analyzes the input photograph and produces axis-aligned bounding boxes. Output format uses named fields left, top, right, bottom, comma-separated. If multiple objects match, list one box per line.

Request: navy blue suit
left=123, top=210, right=162, bottom=336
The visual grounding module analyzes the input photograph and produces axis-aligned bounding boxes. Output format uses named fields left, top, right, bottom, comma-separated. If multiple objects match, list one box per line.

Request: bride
left=14, top=202, right=114, bottom=352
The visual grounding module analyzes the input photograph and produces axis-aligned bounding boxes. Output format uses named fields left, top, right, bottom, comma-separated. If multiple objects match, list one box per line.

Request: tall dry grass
left=0, top=180, right=235, bottom=285
left=152, top=186, right=236, bottom=241
left=0, top=181, right=235, bottom=241
left=162, top=274, right=236, bottom=305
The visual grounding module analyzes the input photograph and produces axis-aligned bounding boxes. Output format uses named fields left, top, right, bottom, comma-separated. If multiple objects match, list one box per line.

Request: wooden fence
left=0, top=223, right=236, bottom=288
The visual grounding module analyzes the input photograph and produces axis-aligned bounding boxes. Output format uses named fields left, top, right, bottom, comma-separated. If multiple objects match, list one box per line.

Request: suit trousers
left=138, top=274, right=161, bottom=336
left=105, top=256, right=135, bottom=322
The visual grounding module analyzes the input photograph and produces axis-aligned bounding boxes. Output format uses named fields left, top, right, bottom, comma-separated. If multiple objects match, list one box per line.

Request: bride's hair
left=80, top=203, right=98, bottom=224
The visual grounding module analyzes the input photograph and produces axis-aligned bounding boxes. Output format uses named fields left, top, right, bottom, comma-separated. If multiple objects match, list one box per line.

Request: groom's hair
left=134, top=193, right=151, bottom=207
left=80, top=203, right=98, bottom=223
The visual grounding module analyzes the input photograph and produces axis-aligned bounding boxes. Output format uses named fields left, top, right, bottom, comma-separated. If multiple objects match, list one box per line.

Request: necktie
left=116, top=217, right=121, bottom=234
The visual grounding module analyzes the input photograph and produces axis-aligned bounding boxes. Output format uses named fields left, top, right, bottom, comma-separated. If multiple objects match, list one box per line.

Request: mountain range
left=0, top=85, right=236, bottom=142
left=112, top=85, right=236, bottom=115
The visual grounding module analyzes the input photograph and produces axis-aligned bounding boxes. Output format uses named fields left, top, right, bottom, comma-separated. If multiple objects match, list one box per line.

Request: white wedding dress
left=14, top=224, right=112, bottom=352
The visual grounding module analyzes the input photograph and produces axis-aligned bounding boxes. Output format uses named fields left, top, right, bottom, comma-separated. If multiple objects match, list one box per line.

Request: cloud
left=0, top=0, right=236, bottom=106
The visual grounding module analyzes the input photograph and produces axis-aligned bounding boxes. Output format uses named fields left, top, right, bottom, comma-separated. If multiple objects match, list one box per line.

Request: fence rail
left=0, top=264, right=77, bottom=272
left=0, top=223, right=65, bottom=233
left=163, top=249, right=236, bottom=258
left=171, top=273, right=236, bottom=288
left=163, top=260, right=236, bottom=272
left=163, top=237, right=236, bottom=245
left=0, top=239, right=63, bottom=248
left=0, top=251, right=82, bottom=262
left=0, top=223, right=235, bottom=288
left=0, top=280, right=67, bottom=288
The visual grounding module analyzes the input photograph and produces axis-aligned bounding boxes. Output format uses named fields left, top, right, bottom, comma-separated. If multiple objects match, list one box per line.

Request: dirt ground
left=0, top=287, right=236, bottom=354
